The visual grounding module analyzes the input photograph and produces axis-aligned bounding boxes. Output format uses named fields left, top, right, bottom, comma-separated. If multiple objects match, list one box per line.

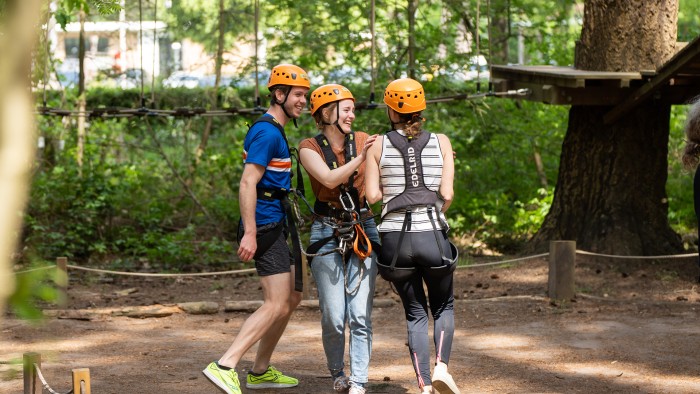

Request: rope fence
left=14, top=246, right=698, bottom=278
left=22, top=352, right=90, bottom=394
left=34, top=363, right=73, bottom=394
left=10, top=242, right=700, bottom=304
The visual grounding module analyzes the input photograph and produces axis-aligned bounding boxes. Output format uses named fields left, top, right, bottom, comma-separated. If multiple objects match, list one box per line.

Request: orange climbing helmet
left=309, top=84, right=354, bottom=115
left=267, top=64, right=310, bottom=90
left=383, top=78, right=426, bottom=113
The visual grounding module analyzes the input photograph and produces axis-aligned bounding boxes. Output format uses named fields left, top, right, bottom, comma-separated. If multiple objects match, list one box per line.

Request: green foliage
left=54, top=0, right=121, bottom=29
left=21, top=0, right=700, bottom=272
left=667, top=104, right=695, bottom=235
left=9, top=267, right=60, bottom=321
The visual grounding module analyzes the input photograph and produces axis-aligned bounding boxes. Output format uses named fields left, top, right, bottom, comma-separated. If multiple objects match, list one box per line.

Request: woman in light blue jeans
left=299, top=84, right=379, bottom=394
left=309, top=219, right=379, bottom=390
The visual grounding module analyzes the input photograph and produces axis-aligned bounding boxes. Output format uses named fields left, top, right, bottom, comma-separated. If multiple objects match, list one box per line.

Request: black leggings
left=379, top=230, right=455, bottom=388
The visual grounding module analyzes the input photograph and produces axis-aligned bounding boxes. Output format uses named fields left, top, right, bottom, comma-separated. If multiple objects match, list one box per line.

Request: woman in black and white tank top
left=366, top=78, right=461, bottom=394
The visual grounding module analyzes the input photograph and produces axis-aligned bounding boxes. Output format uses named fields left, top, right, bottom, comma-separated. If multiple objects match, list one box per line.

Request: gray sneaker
left=334, top=375, right=351, bottom=392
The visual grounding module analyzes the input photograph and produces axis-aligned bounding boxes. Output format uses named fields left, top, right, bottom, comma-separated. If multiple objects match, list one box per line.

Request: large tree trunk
left=529, top=0, right=682, bottom=254
left=0, top=0, right=42, bottom=325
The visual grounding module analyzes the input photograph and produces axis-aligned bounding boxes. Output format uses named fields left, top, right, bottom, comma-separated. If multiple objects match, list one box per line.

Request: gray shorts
left=254, top=222, right=292, bottom=276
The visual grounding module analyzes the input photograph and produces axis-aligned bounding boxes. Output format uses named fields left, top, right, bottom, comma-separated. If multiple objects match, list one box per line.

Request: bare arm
left=237, top=163, right=265, bottom=262
left=299, top=134, right=378, bottom=189
left=437, top=134, right=454, bottom=212
left=364, top=135, right=383, bottom=204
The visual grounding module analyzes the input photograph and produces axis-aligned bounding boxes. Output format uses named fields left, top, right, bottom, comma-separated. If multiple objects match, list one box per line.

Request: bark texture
left=529, top=0, right=682, bottom=254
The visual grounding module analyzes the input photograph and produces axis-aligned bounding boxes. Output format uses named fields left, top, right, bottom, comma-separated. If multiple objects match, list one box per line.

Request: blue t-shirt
left=243, top=114, right=291, bottom=225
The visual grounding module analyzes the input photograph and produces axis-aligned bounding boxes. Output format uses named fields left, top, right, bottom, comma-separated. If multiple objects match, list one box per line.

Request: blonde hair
left=682, top=99, right=700, bottom=169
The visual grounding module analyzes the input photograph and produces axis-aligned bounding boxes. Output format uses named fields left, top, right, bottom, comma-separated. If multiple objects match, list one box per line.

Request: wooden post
left=23, top=352, right=40, bottom=394
left=56, top=257, right=68, bottom=306
left=72, top=368, right=91, bottom=394
left=548, top=240, right=576, bottom=300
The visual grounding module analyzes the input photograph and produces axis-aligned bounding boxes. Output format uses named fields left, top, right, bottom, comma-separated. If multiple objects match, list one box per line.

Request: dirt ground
left=2, top=254, right=700, bottom=394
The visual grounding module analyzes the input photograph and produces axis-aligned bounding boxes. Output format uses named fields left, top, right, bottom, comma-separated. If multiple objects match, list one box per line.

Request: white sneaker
left=333, top=375, right=350, bottom=392
left=431, top=363, right=460, bottom=394
left=348, top=382, right=366, bottom=394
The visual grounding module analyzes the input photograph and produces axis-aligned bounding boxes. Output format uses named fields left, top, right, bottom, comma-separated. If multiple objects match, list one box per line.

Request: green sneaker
left=246, top=365, right=299, bottom=389
left=203, top=362, right=242, bottom=394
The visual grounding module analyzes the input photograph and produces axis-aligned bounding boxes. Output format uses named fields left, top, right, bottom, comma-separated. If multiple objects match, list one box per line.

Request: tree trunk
left=529, top=0, right=681, bottom=255
left=0, top=0, right=42, bottom=326
left=489, top=0, right=510, bottom=65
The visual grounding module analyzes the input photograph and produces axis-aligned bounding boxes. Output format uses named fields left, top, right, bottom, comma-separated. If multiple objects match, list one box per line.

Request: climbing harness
left=238, top=114, right=306, bottom=291
left=376, top=130, right=458, bottom=283
left=302, top=132, right=378, bottom=294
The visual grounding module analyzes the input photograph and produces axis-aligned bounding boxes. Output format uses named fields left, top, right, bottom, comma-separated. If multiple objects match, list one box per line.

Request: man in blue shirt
left=203, top=64, right=310, bottom=394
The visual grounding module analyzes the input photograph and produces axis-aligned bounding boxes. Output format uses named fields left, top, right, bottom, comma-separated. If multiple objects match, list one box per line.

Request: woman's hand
left=360, top=134, right=378, bottom=160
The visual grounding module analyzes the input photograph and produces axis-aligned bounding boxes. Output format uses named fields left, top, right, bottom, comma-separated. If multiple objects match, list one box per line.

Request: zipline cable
left=254, top=0, right=261, bottom=108
left=35, top=89, right=529, bottom=119
left=35, top=88, right=530, bottom=119
left=369, top=0, right=376, bottom=104
left=475, top=0, right=481, bottom=93
left=151, top=0, right=158, bottom=105
left=138, top=0, right=145, bottom=107
left=42, top=5, right=52, bottom=108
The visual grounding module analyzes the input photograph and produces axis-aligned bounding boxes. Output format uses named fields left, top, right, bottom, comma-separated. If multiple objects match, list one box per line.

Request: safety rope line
left=14, top=250, right=698, bottom=277
left=65, top=264, right=256, bottom=277
left=151, top=0, right=158, bottom=105
left=42, top=6, right=52, bottom=107
left=138, top=0, right=145, bottom=107
left=369, top=0, right=376, bottom=104
left=34, top=363, right=74, bottom=394
left=254, top=0, right=261, bottom=108
left=35, top=89, right=530, bottom=119
left=576, top=250, right=698, bottom=259
left=14, top=264, right=256, bottom=277
left=458, top=252, right=549, bottom=269
left=15, top=266, right=56, bottom=274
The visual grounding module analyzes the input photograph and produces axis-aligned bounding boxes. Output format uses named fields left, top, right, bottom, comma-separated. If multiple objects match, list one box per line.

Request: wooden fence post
left=72, top=368, right=91, bottom=394
left=56, top=257, right=68, bottom=306
left=23, top=352, right=40, bottom=394
left=548, top=240, right=576, bottom=300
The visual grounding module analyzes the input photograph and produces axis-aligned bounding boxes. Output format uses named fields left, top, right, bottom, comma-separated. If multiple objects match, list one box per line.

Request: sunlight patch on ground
left=560, top=363, right=700, bottom=391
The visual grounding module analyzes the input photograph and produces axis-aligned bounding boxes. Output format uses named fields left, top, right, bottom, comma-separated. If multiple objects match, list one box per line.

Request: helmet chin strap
left=275, top=89, right=299, bottom=128
left=323, top=104, right=351, bottom=134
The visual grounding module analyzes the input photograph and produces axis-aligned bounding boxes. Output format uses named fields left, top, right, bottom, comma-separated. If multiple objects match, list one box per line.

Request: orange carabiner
left=353, top=213, right=372, bottom=260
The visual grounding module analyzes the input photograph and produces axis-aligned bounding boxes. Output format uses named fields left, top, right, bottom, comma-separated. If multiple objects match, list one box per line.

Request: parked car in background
left=232, top=70, right=271, bottom=89
left=162, top=71, right=202, bottom=89
left=327, top=66, right=365, bottom=85
left=465, top=55, right=490, bottom=81
left=198, top=74, right=233, bottom=88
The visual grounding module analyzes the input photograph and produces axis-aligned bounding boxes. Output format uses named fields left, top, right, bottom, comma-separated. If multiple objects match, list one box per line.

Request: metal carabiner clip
left=339, top=190, right=355, bottom=213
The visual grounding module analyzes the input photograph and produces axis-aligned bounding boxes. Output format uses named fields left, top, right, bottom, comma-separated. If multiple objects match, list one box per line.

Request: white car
left=163, top=71, right=202, bottom=89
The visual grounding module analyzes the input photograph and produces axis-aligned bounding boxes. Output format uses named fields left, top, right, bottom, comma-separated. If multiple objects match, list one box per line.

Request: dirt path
left=2, top=256, right=700, bottom=393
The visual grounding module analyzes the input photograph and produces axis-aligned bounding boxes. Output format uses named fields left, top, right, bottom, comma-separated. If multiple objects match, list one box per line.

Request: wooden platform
left=491, top=35, right=700, bottom=120
left=491, top=65, right=645, bottom=106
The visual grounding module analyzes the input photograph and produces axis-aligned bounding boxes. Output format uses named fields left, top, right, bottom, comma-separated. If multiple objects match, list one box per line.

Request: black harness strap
left=306, top=132, right=376, bottom=266
left=243, top=115, right=304, bottom=292
left=379, top=130, right=453, bottom=278
left=382, top=130, right=439, bottom=216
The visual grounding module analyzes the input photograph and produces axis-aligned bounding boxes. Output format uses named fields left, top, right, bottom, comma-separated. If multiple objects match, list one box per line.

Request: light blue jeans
left=309, top=217, right=379, bottom=385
